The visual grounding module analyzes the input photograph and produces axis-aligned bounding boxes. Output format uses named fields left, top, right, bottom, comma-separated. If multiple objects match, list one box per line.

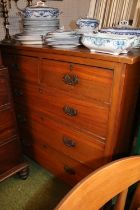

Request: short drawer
left=6, top=54, right=39, bottom=84
left=38, top=89, right=109, bottom=139
left=32, top=143, right=93, bottom=185
left=40, top=59, right=113, bottom=103
left=0, top=108, right=17, bottom=144
left=0, top=138, right=22, bottom=174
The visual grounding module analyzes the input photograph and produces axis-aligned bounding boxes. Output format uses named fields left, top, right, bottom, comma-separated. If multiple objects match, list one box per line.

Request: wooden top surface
left=1, top=43, right=140, bottom=64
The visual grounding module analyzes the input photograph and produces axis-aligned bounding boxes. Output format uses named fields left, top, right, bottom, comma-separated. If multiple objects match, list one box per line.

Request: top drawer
left=40, top=59, right=113, bottom=103
left=5, top=54, right=39, bottom=84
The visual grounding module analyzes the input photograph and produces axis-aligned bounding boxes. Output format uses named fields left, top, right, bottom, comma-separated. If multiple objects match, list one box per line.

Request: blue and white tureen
left=100, top=20, right=140, bottom=48
left=81, top=33, right=136, bottom=55
left=23, top=1, right=60, bottom=19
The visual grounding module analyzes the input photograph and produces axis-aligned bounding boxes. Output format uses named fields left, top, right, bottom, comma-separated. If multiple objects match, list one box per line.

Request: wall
left=0, top=0, right=90, bottom=40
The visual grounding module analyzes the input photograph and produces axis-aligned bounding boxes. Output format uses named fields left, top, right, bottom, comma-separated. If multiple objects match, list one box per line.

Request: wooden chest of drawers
left=1, top=45, right=140, bottom=185
left=0, top=64, right=28, bottom=182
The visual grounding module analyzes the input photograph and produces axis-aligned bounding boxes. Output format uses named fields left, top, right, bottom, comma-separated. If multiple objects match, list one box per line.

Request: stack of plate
left=14, top=34, right=43, bottom=45
left=44, top=30, right=81, bottom=49
left=13, top=18, right=60, bottom=44
left=23, top=18, right=60, bottom=35
left=13, top=1, right=61, bottom=45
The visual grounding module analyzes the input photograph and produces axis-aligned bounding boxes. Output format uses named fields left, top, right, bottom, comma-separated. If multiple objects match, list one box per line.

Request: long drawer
left=37, top=89, right=109, bottom=139
left=17, top=112, right=105, bottom=169
left=40, top=59, right=113, bottom=103
left=12, top=81, right=109, bottom=139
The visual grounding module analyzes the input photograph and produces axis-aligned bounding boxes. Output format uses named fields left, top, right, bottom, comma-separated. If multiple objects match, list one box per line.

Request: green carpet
left=0, top=158, right=71, bottom=210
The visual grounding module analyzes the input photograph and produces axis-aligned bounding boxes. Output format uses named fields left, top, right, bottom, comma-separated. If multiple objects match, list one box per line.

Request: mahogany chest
left=1, top=45, right=140, bottom=185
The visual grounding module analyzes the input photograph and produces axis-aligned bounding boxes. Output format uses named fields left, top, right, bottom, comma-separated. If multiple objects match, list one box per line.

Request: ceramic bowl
left=76, top=18, right=99, bottom=31
left=22, top=1, right=60, bottom=19
left=81, top=33, right=136, bottom=55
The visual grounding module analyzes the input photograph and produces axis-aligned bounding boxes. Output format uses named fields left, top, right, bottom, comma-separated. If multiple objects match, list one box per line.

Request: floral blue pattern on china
left=76, top=18, right=99, bottom=29
left=86, top=36, right=126, bottom=49
left=24, top=7, right=59, bottom=19
left=81, top=33, right=136, bottom=55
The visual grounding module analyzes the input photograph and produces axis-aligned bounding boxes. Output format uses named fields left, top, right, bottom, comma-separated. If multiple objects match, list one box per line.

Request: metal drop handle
left=11, top=63, right=19, bottom=71
left=63, top=136, right=76, bottom=148
left=14, top=88, right=23, bottom=96
left=63, top=74, right=79, bottom=86
left=17, top=114, right=27, bottom=123
left=64, top=165, right=76, bottom=175
left=63, top=105, right=78, bottom=117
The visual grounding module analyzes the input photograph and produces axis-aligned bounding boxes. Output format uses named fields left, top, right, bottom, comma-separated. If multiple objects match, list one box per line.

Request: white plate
left=24, top=22, right=59, bottom=27
left=47, top=30, right=76, bottom=38
left=48, top=44, right=80, bottom=48
left=20, top=40, right=43, bottom=45
left=24, top=17, right=59, bottom=21
left=23, top=30, right=55, bottom=35
left=47, top=41, right=80, bottom=45
left=24, top=24, right=59, bottom=30
left=23, top=26, right=58, bottom=31
left=15, top=35, right=42, bottom=41
left=46, top=35, right=80, bottom=42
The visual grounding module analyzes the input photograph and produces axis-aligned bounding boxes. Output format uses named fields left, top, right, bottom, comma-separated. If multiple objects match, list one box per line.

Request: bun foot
left=18, top=166, right=29, bottom=180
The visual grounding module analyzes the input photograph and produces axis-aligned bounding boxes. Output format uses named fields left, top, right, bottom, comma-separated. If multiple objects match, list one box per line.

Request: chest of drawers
left=1, top=45, right=140, bottom=185
left=0, top=64, right=28, bottom=182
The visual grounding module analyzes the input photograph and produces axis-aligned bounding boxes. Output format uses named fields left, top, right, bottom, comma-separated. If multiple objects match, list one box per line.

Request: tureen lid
left=113, top=20, right=140, bottom=30
left=26, top=1, right=59, bottom=11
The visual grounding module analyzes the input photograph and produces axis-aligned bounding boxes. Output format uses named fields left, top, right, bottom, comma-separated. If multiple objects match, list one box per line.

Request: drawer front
left=0, top=139, right=22, bottom=174
left=0, top=69, right=11, bottom=107
left=19, top=117, right=105, bottom=169
left=32, top=143, right=93, bottom=185
left=40, top=59, right=113, bottom=103
left=7, top=55, right=39, bottom=84
left=0, top=108, right=17, bottom=144
left=38, top=90, right=109, bottom=139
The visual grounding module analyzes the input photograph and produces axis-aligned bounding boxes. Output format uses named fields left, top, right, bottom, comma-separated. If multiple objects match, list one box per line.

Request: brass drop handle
left=14, top=88, right=23, bottom=96
left=17, top=114, right=27, bottom=123
left=11, top=63, right=19, bottom=71
left=42, top=144, right=47, bottom=149
left=63, top=136, right=76, bottom=148
left=21, top=138, right=31, bottom=147
left=63, top=74, right=79, bottom=86
left=63, top=106, right=78, bottom=117
left=64, top=165, right=76, bottom=175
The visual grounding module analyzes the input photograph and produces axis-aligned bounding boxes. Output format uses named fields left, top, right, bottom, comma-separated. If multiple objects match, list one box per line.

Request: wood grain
left=0, top=64, right=28, bottom=182
left=1, top=44, right=140, bottom=185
